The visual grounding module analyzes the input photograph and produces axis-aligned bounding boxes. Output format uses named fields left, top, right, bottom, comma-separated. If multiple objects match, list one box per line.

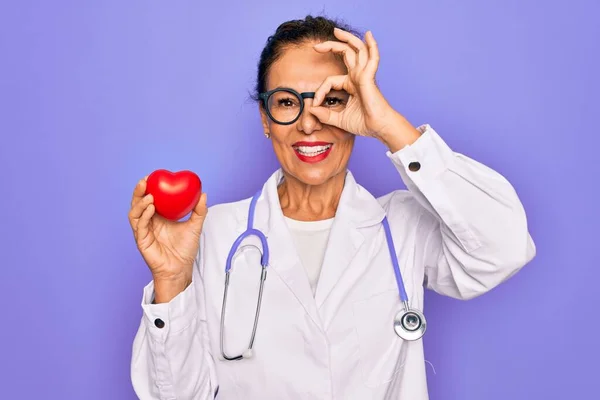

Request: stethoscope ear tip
left=243, top=349, right=254, bottom=359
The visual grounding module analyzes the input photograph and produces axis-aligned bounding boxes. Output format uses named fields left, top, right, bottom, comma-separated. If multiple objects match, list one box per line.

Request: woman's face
left=259, top=41, right=355, bottom=187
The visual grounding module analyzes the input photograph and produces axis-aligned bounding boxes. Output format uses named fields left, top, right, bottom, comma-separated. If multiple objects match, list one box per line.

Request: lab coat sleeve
left=130, top=232, right=218, bottom=399
left=386, top=124, right=536, bottom=300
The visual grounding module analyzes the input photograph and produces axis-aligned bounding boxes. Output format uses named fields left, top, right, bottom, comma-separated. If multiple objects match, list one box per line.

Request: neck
left=277, top=171, right=346, bottom=221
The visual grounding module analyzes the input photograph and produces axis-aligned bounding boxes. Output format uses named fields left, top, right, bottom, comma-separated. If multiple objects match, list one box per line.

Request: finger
left=131, top=175, right=149, bottom=208
left=313, top=75, right=349, bottom=107
left=188, top=192, right=208, bottom=229
left=313, top=41, right=356, bottom=71
left=333, top=27, right=368, bottom=69
left=307, top=106, right=343, bottom=129
left=364, top=31, right=380, bottom=78
left=136, top=203, right=155, bottom=242
left=129, top=194, right=154, bottom=228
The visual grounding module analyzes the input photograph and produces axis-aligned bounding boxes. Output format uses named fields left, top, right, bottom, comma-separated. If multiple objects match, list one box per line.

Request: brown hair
left=251, top=15, right=361, bottom=102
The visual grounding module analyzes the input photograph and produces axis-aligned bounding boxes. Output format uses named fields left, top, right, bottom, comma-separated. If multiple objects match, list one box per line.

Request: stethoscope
left=219, top=189, right=426, bottom=361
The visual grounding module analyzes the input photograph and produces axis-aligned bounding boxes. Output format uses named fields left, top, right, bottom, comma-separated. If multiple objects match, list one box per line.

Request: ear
left=258, top=103, right=270, bottom=136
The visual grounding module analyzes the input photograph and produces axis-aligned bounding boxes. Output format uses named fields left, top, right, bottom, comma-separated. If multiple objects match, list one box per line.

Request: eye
left=323, top=96, right=346, bottom=107
left=277, top=97, right=298, bottom=107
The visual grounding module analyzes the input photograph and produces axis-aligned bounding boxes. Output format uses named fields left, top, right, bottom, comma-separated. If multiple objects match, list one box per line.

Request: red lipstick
left=292, top=141, right=333, bottom=163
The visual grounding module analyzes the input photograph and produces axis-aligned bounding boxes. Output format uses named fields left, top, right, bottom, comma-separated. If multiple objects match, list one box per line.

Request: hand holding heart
left=128, top=170, right=206, bottom=302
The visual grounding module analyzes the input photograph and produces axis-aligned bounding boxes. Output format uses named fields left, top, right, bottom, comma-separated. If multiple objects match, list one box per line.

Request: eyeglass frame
left=259, top=87, right=316, bottom=125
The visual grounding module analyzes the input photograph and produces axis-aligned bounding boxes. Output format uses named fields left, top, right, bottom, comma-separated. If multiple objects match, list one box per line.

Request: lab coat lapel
left=314, top=171, right=386, bottom=309
left=235, top=169, right=324, bottom=331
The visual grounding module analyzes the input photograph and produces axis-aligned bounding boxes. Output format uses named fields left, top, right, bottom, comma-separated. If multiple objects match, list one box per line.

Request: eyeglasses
left=259, top=87, right=348, bottom=125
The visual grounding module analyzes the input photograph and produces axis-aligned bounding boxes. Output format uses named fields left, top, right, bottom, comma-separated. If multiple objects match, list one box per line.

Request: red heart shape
left=145, top=169, right=202, bottom=221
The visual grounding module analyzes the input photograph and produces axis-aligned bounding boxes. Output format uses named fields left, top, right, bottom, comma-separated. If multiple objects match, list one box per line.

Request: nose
left=296, top=98, right=322, bottom=135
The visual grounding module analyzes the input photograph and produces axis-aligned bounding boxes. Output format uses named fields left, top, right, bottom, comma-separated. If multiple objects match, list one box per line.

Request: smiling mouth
left=292, top=143, right=333, bottom=156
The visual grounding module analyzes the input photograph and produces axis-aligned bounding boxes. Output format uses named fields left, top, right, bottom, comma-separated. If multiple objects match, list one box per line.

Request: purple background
left=1, top=1, right=598, bottom=399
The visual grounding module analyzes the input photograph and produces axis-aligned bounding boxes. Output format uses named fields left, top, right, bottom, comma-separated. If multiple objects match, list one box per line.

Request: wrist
left=377, top=112, right=421, bottom=153
left=152, top=275, right=191, bottom=304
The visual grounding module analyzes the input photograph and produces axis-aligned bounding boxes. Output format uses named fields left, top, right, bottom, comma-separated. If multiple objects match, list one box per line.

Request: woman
left=128, top=15, right=535, bottom=399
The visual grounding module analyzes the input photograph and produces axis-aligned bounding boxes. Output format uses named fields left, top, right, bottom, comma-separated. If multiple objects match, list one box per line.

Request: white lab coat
left=130, top=124, right=536, bottom=399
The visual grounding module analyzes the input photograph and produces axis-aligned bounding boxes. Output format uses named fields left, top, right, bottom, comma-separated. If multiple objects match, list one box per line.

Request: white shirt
left=130, top=124, right=536, bottom=400
left=284, top=216, right=334, bottom=296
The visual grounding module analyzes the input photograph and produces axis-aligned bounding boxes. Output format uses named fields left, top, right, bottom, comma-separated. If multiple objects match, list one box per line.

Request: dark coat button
left=408, top=161, right=421, bottom=171
left=154, top=318, right=165, bottom=328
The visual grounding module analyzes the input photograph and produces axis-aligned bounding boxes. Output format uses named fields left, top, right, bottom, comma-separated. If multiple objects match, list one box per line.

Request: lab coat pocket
left=352, top=289, right=407, bottom=388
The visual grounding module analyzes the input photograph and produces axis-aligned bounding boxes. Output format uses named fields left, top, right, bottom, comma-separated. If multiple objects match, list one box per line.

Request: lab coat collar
left=235, top=168, right=386, bottom=327
left=236, top=168, right=385, bottom=234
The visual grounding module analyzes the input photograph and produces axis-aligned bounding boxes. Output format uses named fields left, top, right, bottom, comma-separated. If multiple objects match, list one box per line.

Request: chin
left=291, top=165, right=344, bottom=186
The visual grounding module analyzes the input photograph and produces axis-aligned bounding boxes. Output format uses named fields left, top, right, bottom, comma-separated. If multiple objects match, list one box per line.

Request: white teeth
left=295, top=144, right=332, bottom=156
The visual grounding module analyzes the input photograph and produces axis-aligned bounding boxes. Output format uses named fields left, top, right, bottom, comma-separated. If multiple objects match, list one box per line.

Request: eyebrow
left=271, top=85, right=348, bottom=93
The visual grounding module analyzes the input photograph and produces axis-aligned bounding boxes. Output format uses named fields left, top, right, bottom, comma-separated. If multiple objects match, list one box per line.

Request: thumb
left=308, top=106, right=341, bottom=128
left=188, top=192, right=208, bottom=231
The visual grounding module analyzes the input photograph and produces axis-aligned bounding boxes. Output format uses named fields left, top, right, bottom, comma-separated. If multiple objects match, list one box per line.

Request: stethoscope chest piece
left=394, top=306, right=426, bottom=341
